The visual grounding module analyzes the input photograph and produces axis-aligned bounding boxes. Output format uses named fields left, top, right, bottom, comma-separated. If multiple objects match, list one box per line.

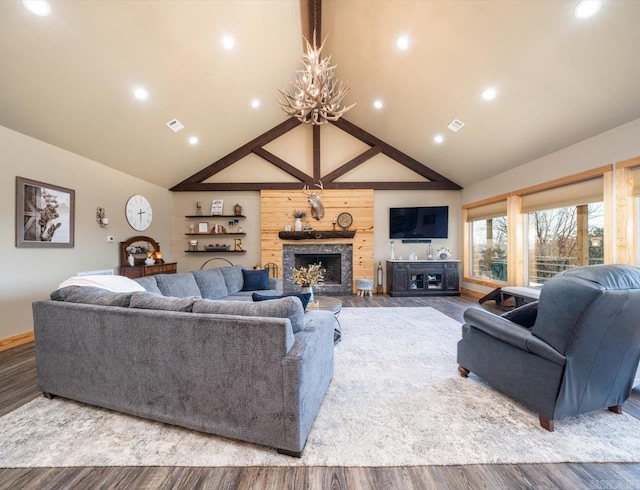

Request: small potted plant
left=291, top=262, right=325, bottom=302
left=292, top=209, right=307, bottom=231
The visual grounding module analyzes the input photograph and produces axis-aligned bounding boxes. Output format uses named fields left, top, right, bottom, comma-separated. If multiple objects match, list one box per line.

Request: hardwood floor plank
left=1, top=294, right=640, bottom=489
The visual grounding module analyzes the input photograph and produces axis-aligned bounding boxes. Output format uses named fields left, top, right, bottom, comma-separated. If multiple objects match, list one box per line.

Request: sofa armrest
left=281, top=310, right=334, bottom=452
left=464, top=308, right=565, bottom=366
left=269, top=277, right=283, bottom=292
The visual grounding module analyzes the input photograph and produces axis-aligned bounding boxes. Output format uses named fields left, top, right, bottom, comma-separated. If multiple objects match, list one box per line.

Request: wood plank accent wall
left=260, top=189, right=374, bottom=293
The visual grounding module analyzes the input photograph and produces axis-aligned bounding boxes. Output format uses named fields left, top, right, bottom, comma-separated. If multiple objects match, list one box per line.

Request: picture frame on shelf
left=211, top=199, right=224, bottom=215
left=198, top=222, right=209, bottom=233
left=15, top=176, right=75, bottom=248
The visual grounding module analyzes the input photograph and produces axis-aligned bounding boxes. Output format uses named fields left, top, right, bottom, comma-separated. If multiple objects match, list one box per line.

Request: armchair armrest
left=463, top=308, right=565, bottom=366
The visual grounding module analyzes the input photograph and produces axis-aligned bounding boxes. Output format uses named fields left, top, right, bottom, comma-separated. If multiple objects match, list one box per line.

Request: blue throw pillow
left=252, top=292, right=312, bottom=310
left=241, top=268, right=270, bottom=291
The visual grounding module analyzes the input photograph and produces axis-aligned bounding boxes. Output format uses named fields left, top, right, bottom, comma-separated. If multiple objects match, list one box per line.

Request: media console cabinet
left=386, top=260, right=460, bottom=296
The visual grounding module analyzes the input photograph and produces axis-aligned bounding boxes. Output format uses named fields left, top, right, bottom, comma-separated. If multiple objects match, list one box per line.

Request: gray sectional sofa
left=33, top=266, right=335, bottom=456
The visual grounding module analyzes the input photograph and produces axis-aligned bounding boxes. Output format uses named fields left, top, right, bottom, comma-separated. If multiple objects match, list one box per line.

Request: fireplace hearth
left=283, top=244, right=353, bottom=295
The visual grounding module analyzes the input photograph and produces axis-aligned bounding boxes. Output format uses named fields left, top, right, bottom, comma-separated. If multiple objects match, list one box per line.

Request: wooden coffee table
left=307, top=296, right=342, bottom=344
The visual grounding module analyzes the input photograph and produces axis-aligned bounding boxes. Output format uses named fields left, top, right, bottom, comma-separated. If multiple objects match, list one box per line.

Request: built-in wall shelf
left=184, top=233, right=246, bottom=236
left=278, top=230, right=356, bottom=240
left=185, top=215, right=246, bottom=219
left=184, top=250, right=246, bottom=254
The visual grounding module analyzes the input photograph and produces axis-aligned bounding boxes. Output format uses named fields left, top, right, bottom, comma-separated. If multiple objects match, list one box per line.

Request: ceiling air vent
left=166, top=119, right=184, bottom=132
left=447, top=119, right=465, bottom=132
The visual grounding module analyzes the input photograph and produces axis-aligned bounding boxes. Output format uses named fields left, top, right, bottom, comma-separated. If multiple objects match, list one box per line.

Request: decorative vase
left=301, top=285, right=314, bottom=302
left=390, top=242, right=396, bottom=260
left=294, top=217, right=303, bottom=232
left=439, top=250, right=451, bottom=260
left=127, top=254, right=135, bottom=266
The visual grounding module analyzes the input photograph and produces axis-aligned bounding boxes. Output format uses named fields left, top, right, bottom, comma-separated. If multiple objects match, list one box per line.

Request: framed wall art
left=211, top=199, right=224, bottom=215
left=16, top=176, right=75, bottom=248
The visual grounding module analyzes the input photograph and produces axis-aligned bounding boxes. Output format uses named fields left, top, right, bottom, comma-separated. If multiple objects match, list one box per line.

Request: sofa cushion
left=134, top=276, right=162, bottom=294
left=219, top=265, right=245, bottom=295
left=51, top=286, right=133, bottom=307
left=57, top=275, right=146, bottom=293
left=192, top=269, right=229, bottom=299
left=155, top=273, right=202, bottom=298
left=241, top=269, right=270, bottom=291
left=129, top=291, right=198, bottom=312
left=252, top=292, right=312, bottom=310
left=193, top=296, right=306, bottom=333
left=501, top=301, right=539, bottom=329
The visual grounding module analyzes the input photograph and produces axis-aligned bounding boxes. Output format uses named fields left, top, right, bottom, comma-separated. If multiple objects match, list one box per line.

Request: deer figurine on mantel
left=303, top=181, right=324, bottom=220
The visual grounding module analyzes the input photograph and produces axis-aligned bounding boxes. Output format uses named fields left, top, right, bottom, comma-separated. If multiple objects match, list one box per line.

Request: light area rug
left=2, top=306, right=640, bottom=467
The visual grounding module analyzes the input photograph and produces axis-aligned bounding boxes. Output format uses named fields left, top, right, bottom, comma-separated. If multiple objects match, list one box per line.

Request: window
left=465, top=199, right=508, bottom=283
left=526, top=202, right=604, bottom=287
left=471, top=217, right=508, bottom=281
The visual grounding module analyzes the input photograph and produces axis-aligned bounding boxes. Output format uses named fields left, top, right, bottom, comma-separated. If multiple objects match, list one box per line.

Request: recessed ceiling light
left=396, top=36, right=410, bottom=50
left=574, top=0, right=601, bottom=19
left=22, top=0, right=51, bottom=16
left=373, top=99, right=383, bottom=110
left=482, top=87, right=497, bottom=100
left=133, top=87, right=148, bottom=100
left=222, top=35, right=235, bottom=50
left=434, top=134, right=444, bottom=144
left=251, top=99, right=260, bottom=109
left=189, top=136, right=199, bottom=145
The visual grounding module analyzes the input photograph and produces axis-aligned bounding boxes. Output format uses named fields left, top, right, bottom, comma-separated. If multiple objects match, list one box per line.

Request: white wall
left=374, top=190, right=461, bottom=266
left=0, top=125, right=173, bottom=339
left=462, top=117, right=640, bottom=204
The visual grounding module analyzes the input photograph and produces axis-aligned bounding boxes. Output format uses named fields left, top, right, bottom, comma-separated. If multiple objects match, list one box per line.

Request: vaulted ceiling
left=2, top=0, right=640, bottom=189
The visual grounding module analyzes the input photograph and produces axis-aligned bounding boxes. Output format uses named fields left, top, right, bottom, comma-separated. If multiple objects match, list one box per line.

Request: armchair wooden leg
left=458, top=365, right=470, bottom=377
left=539, top=414, right=554, bottom=432
left=608, top=405, right=623, bottom=414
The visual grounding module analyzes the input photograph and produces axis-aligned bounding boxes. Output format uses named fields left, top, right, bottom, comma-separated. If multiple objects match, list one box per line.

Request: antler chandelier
left=278, top=36, right=355, bottom=125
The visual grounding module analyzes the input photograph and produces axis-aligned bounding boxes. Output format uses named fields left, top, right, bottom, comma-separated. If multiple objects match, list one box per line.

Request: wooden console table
left=118, top=235, right=177, bottom=279
left=386, top=260, right=460, bottom=297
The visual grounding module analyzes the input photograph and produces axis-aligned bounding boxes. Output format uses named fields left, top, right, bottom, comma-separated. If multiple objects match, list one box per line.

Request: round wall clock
left=337, top=212, right=353, bottom=229
left=126, top=195, right=153, bottom=231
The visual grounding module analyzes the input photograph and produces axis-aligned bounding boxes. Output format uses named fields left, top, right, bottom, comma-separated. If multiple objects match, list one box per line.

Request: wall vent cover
left=447, top=119, right=465, bottom=132
left=166, top=119, right=184, bottom=132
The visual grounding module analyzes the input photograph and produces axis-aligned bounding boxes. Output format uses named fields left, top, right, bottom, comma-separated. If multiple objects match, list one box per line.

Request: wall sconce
left=96, top=207, right=109, bottom=227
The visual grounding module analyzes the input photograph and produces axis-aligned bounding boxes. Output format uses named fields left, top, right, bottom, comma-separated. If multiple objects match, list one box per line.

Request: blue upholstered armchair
left=457, top=265, right=640, bottom=431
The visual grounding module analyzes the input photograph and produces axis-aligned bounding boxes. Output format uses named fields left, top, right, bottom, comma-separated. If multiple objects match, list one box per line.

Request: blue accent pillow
left=252, top=292, right=312, bottom=310
left=241, top=268, right=270, bottom=291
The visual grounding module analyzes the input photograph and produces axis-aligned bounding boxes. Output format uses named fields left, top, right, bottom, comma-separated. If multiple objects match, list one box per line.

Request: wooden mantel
left=261, top=189, right=374, bottom=291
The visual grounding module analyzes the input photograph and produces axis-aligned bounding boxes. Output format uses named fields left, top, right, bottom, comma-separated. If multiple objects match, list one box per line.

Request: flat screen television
left=389, top=206, right=449, bottom=239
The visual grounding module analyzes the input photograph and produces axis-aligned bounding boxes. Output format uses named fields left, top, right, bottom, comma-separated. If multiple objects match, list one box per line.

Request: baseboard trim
left=0, top=331, right=35, bottom=352
left=460, top=287, right=484, bottom=300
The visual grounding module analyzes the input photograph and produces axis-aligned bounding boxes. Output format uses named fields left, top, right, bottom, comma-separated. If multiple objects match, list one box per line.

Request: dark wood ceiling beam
left=172, top=181, right=459, bottom=192
left=252, top=147, right=312, bottom=182
left=309, top=0, right=321, bottom=45
left=330, top=118, right=462, bottom=190
left=322, top=146, right=383, bottom=182
left=170, top=118, right=301, bottom=191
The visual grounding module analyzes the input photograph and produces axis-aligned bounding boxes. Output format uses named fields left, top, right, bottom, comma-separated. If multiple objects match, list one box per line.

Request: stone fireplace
left=283, top=244, right=353, bottom=295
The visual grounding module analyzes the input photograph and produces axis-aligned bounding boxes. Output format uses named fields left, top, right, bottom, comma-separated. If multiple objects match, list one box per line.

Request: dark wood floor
left=1, top=294, right=639, bottom=489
